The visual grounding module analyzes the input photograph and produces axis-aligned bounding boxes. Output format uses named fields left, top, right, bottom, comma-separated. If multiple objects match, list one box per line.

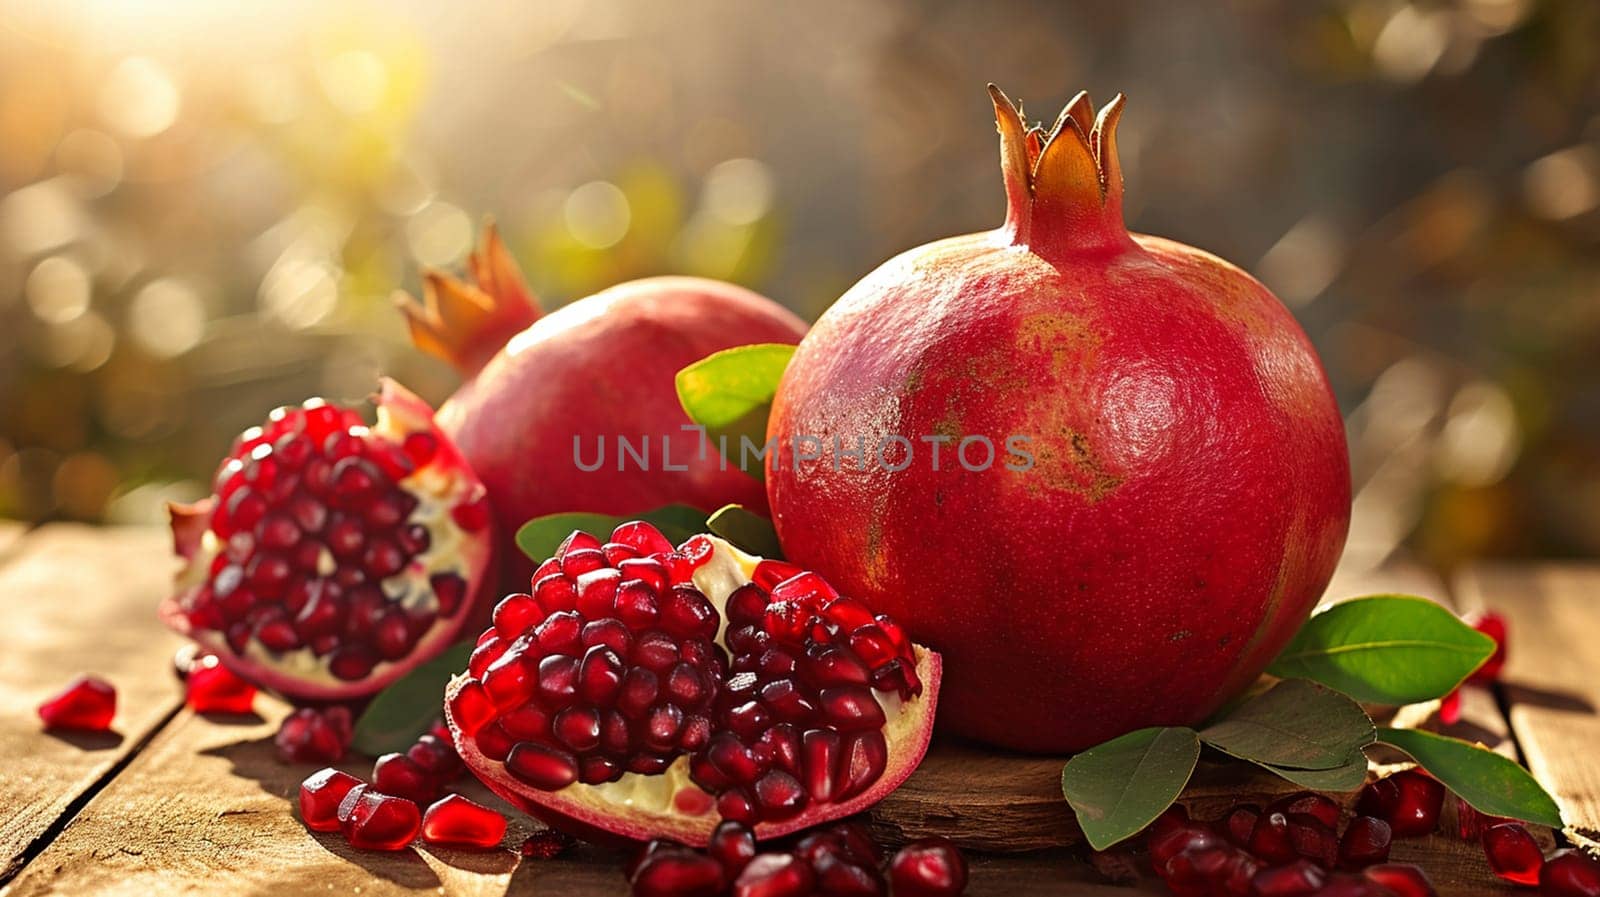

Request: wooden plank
left=1456, top=563, right=1600, bottom=851
left=0, top=525, right=186, bottom=884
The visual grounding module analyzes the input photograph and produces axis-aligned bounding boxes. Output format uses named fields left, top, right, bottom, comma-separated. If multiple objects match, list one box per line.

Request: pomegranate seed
left=611, top=520, right=674, bottom=556
left=708, top=820, right=757, bottom=877
left=37, top=675, right=116, bottom=731
left=1250, top=812, right=1298, bottom=864
left=1222, top=804, right=1259, bottom=847
left=275, top=706, right=353, bottom=764
left=632, top=845, right=726, bottom=897
left=1251, top=859, right=1327, bottom=897
left=1482, top=822, right=1545, bottom=885
left=1455, top=796, right=1511, bottom=840
left=1162, top=844, right=1239, bottom=895
left=519, top=829, right=576, bottom=858
left=1384, top=770, right=1446, bottom=837
left=1363, top=863, right=1438, bottom=897
left=299, top=767, right=362, bottom=832
left=493, top=592, right=540, bottom=639
left=339, top=787, right=421, bottom=851
left=888, top=838, right=967, bottom=897
left=1338, top=816, right=1392, bottom=870
left=506, top=742, right=579, bottom=790
left=407, top=734, right=461, bottom=779
left=1467, top=611, right=1508, bottom=683
left=185, top=658, right=257, bottom=714
left=449, top=680, right=496, bottom=736
left=372, top=753, right=437, bottom=806
left=1148, top=804, right=1191, bottom=840
left=419, top=794, right=506, bottom=849
left=1541, top=849, right=1600, bottom=897
left=1355, top=777, right=1401, bottom=820
left=1317, top=873, right=1392, bottom=896
left=1285, top=812, right=1338, bottom=867
left=1268, top=791, right=1341, bottom=829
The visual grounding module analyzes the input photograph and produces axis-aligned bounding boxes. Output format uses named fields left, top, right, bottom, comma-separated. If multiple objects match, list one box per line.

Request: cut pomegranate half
left=445, top=525, right=941, bottom=846
left=160, top=379, right=494, bottom=703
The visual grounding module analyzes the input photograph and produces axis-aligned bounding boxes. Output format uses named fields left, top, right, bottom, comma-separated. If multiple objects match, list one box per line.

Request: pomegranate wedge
left=161, top=379, right=494, bottom=703
left=445, top=523, right=940, bottom=845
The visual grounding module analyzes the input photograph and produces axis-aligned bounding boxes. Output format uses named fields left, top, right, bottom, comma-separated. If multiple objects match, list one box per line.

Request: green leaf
left=1200, top=678, right=1375, bottom=770
left=1061, top=727, right=1201, bottom=851
left=351, top=642, right=473, bottom=756
left=675, top=343, right=795, bottom=480
left=1257, top=751, right=1372, bottom=792
left=1378, top=727, right=1564, bottom=828
left=1268, top=596, right=1496, bottom=704
left=515, top=505, right=707, bottom=562
left=706, top=504, right=783, bottom=559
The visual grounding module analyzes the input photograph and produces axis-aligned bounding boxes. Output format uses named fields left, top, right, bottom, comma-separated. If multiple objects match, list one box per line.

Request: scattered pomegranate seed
left=1152, top=824, right=1222, bottom=873
left=1250, top=811, right=1298, bottom=864
left=888, top=837, right=968, bottom=897
left=519, top=829, right=576, bottom=859
left=373, top=752, right=438, bottom=806
left=708, top=819, right=757, bottom=877
left=631, top=844, right=726, bottom=897
left=1149, top=804, right=1191, bottom=841
left=1251, top=858, right=1327, bottom=896
left=1269, top=791, right=1342, bottom=829
left=1467, top=612, right=1508, bottom=684
left=338, top=786, right=421, bottom=851
left=1353, top=770, right=1444, bottom=838
left=1285, top=812, right=1339, bottom=868
left=1542, top=849, right=1600, bottom=897
left=1481, top=822, right=1544, bottom=885
left=37, top=675, right=116, bottom=732
left=733, top=853, right=816, bottom=897
left=1222, top=804, right=1260, bottom=847
left=1337, top=816, right=1392, bottom=870
left=1455, top=796, right=1511, bottom=840
left=299, top=767, right=363, bottom=832
left=275, top=705, right=353, bottom=764
left=184, top=656, right=257, bottom=714
left=1363, top=862, right=1438, bottom=897
left=419, top=794, right=506, bottom=849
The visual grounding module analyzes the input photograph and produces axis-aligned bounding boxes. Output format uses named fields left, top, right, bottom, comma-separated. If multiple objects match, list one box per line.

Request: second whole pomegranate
left=765, top=86, right=1352, bottom=752
left=398, top=227, right=807, bottom=591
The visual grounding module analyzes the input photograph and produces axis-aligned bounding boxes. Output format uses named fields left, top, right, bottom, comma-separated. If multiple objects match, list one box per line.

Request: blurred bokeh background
left=1, top=0, right=1597, bottom=572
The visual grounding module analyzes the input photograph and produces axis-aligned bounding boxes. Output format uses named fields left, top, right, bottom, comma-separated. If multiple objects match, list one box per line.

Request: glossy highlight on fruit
left=161, top=380, right=493, bottom=703
left=338, top=786, right=421, bottom=851
left=445, top=522, right=940, bottom=845
left=889, top=837, right=968, bottom=897
left=38, top=675, right=116, bottom=731
left=397, top=226, right=806, bottom=591
left=299, top=767, right=362, bottom=832
left=765, top=86, right=1351, bottom=753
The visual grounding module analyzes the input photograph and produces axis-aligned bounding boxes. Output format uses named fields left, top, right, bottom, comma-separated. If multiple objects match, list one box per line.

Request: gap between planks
left=0, top=525, right=188, bottom=888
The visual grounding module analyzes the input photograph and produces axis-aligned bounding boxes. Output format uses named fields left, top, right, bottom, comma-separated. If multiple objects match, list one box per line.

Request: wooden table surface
left=0, top=523, right=1596, bottom=896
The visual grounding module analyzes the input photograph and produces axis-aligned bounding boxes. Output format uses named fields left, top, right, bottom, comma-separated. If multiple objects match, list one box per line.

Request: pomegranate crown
left=988, top=84, right=1130, bottom=255
left=396, top=222, right=542, bottom=378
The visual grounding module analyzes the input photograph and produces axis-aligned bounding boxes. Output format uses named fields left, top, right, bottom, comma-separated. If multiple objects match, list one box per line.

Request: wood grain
left=1456, top=563, right=1600, bottom=851
left=0, top=525, right=185, bottom=884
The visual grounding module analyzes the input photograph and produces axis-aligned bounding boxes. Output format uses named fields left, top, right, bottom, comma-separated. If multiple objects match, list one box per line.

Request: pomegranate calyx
left=988, top=84, right=1132, bottom=257
left=397, top=222, right=542, bottom=378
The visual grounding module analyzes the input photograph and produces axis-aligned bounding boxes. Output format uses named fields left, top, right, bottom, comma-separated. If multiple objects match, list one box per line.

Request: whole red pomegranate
left=162, top=380, right=494, bottom=703
left=398, top=228, right=807, bottom=590
left=765, top=87, right=1351, bottom=753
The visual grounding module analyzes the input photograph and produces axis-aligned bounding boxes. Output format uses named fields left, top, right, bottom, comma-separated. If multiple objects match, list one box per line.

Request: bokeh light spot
left=406, top=201, right=472, bottom=266
left=564, top=180, right=631, bottom=249
left=130, top=277, right=205, bottom=358
left=25, top=256, right=91, bottom=323
left=702, top=158, right=775, bottom=226
left=99, top=57, right=181, bottom=138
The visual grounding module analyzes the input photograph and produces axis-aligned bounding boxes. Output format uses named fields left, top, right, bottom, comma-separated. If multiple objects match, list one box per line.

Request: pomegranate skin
left=402, top=230, right=806, bottom=591
left=765, top=87, right=1350, bottom=753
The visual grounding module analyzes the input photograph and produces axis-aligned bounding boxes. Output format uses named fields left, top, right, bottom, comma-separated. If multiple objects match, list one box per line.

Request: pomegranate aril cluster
left=694, top=556, right=921, bottom=826
left=453, top=525, right=728, bottom=790
left=629, top=820, right=966, bottom=897
left=180, top=398, right=471, bottom=681
left=450, top=524, right=922, bottom=827
left=1147, top=785, right=1433, bottom=897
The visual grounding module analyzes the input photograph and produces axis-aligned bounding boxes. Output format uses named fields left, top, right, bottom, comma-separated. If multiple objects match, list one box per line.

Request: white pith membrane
left=446, top=536, right=941, bottom=845
left=164, top=381, right=491, bottom=700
